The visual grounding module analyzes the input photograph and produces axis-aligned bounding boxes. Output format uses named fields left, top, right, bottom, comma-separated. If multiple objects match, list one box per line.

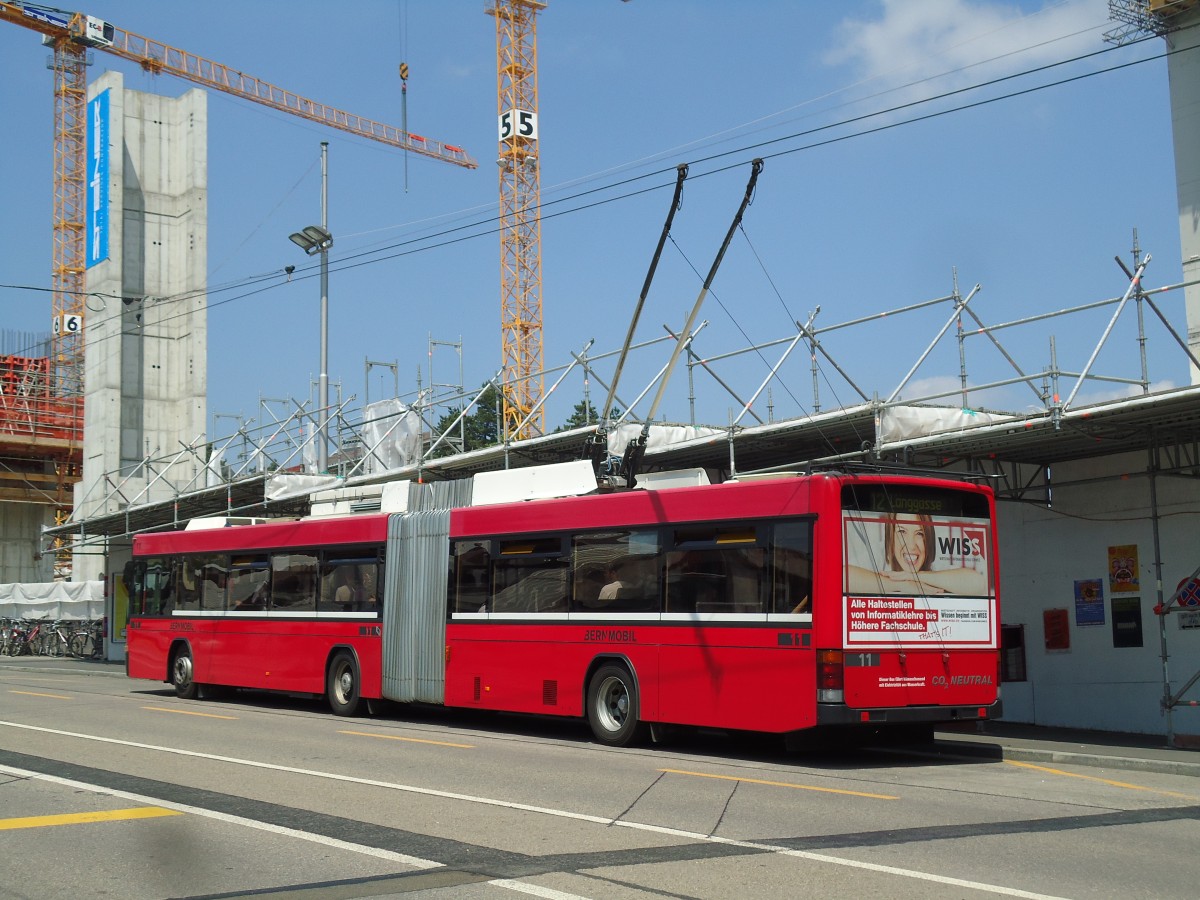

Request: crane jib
left=0, top=4, right=476, bottom=168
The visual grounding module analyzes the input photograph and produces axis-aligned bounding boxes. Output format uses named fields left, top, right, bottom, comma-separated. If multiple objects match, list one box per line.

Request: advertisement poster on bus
left=842, top=512, right=994, bottom=648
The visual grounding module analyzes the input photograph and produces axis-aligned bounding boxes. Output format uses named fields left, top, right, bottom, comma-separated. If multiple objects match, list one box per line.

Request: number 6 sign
left=53, top=314, right=83, bottom=335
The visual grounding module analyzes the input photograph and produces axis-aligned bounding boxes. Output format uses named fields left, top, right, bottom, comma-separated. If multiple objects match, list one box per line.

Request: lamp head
left=289, top=225, right=333, bottom=255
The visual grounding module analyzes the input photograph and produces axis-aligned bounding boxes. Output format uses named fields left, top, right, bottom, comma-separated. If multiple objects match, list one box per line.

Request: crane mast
left=488, top=0, right=546, bottom=440
left=49, top=35, right=87, bottom=399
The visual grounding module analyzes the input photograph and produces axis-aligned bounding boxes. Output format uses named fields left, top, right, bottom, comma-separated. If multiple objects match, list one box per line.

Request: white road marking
left=488, top=879, right=594, bottom=899
left=0, top=720, right=1070, bottom=899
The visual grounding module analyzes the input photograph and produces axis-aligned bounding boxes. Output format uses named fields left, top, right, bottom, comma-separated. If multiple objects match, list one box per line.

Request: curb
left=931, top=736, right=1200, bottom=779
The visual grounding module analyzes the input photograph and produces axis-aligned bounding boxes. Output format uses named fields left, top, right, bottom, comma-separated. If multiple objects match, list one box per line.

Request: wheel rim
left=173, top=654, right=193, bottom=688
left=334, top=665, right=354, bottom=704
left=595, top=675, right=629, bottom=733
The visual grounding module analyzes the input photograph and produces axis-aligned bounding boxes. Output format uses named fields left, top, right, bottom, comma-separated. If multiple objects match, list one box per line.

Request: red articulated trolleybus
left=125, top=469, right=1001, bottom=746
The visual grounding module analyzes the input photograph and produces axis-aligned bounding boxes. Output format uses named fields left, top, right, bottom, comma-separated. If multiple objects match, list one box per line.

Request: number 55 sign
left=53, top=314, right=83, bottom=336
left=499, top=109, right=538, bottom=142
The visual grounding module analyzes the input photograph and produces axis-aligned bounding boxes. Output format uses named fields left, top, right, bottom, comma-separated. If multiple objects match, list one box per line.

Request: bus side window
left=319, top=555, right=375, bottom=613
left=451, top=541, right=491, bottom=613
left=665, top=549, right=723, bottom=612
left=360, top=562, right=380, bottom=615
left=666, top=525, right=767, bottom=614
left=771, top=520, right=813, bottom=614
left=571, top=530, right=661, bottom=613
left=175, top=557, right=203, bottom=611
left=274, top=552, right=318, bottom=612
left=726, top=546, right=768, bottom=613
left=229, top=555, right=270, bottom=611
left=201, top=557, right=228, bottom=612
left=492, top=536, right=568, bottom=614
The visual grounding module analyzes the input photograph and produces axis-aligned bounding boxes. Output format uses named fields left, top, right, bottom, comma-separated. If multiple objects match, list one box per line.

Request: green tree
left=431, top=384, right=501, bottom=457
left=556, top=398, right=621, bottom=433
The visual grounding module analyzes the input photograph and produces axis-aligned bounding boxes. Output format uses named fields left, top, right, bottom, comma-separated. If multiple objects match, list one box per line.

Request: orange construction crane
left=0, top=0, right=477, bottom=413
left=487, top=0, right=545, bottom=440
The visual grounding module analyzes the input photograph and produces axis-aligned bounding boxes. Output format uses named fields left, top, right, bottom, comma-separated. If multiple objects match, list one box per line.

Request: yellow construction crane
left=0, top=0, right=477, bottom=410
left=487, top=0, right=545, bottom=440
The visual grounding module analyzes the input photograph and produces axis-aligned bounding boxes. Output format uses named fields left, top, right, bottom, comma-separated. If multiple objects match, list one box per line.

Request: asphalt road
left=1, top=656, right=1198, bottom=899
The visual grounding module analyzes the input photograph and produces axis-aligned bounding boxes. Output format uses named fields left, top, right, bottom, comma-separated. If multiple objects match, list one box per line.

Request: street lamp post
left=289, top=142, right=333, bottom=473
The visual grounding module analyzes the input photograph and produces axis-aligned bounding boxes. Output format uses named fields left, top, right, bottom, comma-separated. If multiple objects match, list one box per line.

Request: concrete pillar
left=74, top=72, right=208, bottom=580
left=1160, top=8, right=1200, bottom=382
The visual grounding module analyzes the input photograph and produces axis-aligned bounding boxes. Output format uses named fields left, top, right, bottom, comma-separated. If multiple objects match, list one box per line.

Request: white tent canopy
left=0, top=581, right=104, bottom=620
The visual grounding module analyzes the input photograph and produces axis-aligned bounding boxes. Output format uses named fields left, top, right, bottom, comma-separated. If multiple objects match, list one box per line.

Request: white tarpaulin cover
left=205, top=443, right=226, bottom=487
left=265, top=473, right=338, bottom=501
left=879, top=406, right=1013, bottom=443
left=361, top=399, right=422, bottom=475
left=0, top=581, right=104, bottom=619
left=605, top=423, right=724, bottom=455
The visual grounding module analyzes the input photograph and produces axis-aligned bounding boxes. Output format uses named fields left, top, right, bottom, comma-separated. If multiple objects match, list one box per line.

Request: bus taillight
left=817, top=649, right=844, bottom=703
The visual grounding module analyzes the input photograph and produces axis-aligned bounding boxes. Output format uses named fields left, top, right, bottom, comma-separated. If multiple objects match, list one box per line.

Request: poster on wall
left=1107, top=545, right=1139, bottom=594
left=1074, top=578, right=1105, bottom=626
left=1043, top=608, right=1070, bottom=651
left=109, top=571, right=129, bottom=642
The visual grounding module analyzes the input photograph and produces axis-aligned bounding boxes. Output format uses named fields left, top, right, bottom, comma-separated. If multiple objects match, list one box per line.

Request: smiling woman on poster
left=845, top=512, right=989, bottom=596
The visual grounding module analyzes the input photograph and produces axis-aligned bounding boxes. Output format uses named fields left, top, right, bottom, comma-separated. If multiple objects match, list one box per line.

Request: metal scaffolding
left=54, top=244, right=1200, bottom=535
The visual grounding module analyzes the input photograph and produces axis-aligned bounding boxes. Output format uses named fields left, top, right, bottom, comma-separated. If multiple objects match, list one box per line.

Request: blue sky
left=0, top=0, right=1188, bottom=436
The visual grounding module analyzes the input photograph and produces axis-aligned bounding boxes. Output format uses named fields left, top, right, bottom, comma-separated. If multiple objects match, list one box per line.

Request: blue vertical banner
left=86, top=89, right=110, bottom=268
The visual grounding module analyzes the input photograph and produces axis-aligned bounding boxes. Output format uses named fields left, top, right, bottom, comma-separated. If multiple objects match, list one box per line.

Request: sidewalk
left=933, top=720, right=1200, bottom=778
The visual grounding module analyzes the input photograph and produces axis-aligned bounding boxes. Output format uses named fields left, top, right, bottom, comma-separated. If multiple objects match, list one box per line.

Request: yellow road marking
left=1005, top=760, right=1199, bottom=799
left=8, top=690, right=71, bottom=700
left=0, top=807, right=181, bottom=831
left=142, top=706, right=237, bottom=720
left=340, top=730, right=474, bottom=749
left=660, top=768, right=899, bottom=800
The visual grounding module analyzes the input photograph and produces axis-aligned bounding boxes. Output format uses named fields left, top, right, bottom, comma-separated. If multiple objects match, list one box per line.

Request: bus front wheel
left=171, top=647, right=198, bottom=700
left=586, top=663, right=648, bottom=748
left=327, top=651, right=362, bottom=717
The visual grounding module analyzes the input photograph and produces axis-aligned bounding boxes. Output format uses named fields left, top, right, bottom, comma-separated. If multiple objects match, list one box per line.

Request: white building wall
left=998, top=450, right=1200, bottom=736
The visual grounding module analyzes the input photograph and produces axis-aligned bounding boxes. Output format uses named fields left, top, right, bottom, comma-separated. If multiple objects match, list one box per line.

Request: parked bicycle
left=41, top=620, right=75, bottom=658
left=0, top=618, right=22, bottom=655
left=1, top=617, right=41, bottom=656
left=0, top=617, right=104, bottom=658
left=68, top=618, right=105, bottom=660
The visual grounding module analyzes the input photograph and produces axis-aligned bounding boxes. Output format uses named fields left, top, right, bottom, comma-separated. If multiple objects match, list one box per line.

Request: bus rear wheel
left=586, top=663, right=648, bottom=748
left=171, top=647, right=198, bottom=700
left=327, top=651, right=362, bottom=717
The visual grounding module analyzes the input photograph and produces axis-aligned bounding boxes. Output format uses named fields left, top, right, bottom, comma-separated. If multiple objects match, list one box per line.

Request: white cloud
left=824, top=0, right=1112, bottom=98
left=894, top=374, right=966, bottom=402
left=1071, top=378, right=1178, bottom=406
